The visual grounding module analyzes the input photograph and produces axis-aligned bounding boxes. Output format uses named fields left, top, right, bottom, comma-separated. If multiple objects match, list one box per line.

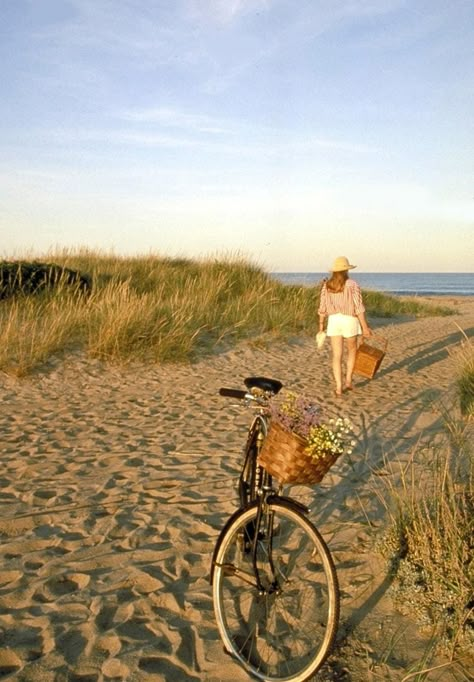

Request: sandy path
left=0, top=298, right=473, bottom=681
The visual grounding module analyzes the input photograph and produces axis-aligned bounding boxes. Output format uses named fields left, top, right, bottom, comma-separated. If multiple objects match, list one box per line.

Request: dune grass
left=0, top=249, right=454, bottom=376
left=453, top=333, right=474, bottom=419
left=375, top=329, right=474, bottom=661
left=377, top=393, right=474, bottom=658
left=362, top=289, right=453, bottom=318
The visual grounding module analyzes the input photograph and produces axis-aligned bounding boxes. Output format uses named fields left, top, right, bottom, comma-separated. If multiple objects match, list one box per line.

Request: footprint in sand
left=138, top=656, right=200, bottom=681
left=0, top=649, right=22, bottom=676
left=0, top=570, right=22, bottom=587
left=102, top=658, right=130, bottom=678
left=33, top=488, right=57, bottom=501
left=95, top=633, right=121, bottom=657
left=42, top=573, right=90, bottom=599
left=23, top=560, right=44, bottom=572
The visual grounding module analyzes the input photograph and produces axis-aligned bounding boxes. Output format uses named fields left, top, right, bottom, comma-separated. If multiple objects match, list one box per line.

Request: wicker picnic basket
left=353, top=336, right=388, bottom=379
left=258, top=422, right=340, bottom=485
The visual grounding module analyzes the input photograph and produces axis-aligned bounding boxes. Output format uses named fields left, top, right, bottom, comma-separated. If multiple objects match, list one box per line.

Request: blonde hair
left=326, top=270, right=348, bottom=293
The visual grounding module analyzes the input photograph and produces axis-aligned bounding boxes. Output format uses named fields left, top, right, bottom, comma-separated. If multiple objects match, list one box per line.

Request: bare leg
left=330, top=336, right=344, bottom=395
left=345, top=336, right=358, bottom=388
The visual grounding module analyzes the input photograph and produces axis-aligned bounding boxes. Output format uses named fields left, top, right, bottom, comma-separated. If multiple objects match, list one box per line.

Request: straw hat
left=331, top=256, right=356, bottom=272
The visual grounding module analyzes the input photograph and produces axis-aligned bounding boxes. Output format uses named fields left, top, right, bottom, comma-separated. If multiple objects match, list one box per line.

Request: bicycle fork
left=251, top=497, right=280, bottom=596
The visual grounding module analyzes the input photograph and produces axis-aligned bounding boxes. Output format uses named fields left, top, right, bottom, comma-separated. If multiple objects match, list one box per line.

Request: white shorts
left=326, top=314, right=361, bottom=338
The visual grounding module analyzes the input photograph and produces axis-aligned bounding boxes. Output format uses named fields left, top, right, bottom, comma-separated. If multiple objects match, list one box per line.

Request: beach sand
left=0, top=298, right=473, bottom=681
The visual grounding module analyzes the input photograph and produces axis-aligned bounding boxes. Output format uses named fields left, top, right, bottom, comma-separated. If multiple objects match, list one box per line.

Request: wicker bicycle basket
left=258, top=422, right=340, bottom=485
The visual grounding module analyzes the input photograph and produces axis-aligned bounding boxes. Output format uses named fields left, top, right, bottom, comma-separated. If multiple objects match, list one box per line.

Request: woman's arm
left=357, top=311, right=372, bottom=336
left=351, top=281, right=372, bottom=336
left=318, top=282, right=327, bottom=331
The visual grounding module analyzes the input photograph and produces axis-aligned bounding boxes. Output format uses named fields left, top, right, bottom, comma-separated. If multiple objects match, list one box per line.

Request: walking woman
left=318, top=256, right=372, bottom=397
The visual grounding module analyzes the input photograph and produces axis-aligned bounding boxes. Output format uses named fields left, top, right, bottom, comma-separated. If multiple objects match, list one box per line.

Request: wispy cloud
left=29, top=0, right=199, bottom=69
left=116, top=105, right=379, bottom=153
left=193, top=0, right=408, bottom=93
left=5, top=114, right=377, bottom=161
left=18, top=0, right=412, bottom=101
left=119, top=108, right=231, bottom=135
left=185, top=0, right=273, bottom=25
left=73, top=113, right=368, bottom=168
left=41, top=127, right=201, bottom=150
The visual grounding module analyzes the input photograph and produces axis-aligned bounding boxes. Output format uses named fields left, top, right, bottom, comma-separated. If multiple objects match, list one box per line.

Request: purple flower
left=269, top=392, right=323, bottom=439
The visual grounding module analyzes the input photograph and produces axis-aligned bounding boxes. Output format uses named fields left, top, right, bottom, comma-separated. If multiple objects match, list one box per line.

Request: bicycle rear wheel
left=212, top=500, right=339, bottom=682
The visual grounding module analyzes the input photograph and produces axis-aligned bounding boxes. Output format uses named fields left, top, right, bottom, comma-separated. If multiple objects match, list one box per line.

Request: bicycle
left=210, top=376, right=340, bottom=682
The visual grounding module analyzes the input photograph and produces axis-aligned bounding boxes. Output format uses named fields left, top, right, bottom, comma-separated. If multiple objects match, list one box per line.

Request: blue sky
left=1, top=0, right=473, bottom=272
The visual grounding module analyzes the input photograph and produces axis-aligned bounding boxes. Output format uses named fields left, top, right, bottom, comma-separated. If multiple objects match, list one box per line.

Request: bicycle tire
left=212, top=500, right=339, bottom=682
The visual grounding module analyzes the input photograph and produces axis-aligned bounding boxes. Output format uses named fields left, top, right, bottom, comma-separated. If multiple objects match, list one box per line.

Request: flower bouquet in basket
left=258, top=392, right=355, bottom=485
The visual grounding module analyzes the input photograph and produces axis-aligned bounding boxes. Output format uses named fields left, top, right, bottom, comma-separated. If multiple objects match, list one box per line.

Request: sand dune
left=0, top=297, right=473, bottom=680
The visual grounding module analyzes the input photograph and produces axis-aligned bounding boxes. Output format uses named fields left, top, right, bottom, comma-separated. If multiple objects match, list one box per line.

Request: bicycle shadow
left=309, top=386, right=446, bottom=519
left=293, top=384, right=454, bottom=674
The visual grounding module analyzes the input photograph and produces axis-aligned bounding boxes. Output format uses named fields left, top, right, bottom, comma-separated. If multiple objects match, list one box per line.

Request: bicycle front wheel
left=212, top=500, right=339, bottom=682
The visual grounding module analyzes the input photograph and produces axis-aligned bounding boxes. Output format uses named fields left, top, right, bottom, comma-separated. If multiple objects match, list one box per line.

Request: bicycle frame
left=213, top=378, right=285, bottom=589
left=239, top=412, right=268, bottom=507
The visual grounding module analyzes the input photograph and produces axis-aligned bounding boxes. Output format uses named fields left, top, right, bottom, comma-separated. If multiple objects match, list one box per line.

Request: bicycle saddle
left=244, top=376, right=283, bottom=394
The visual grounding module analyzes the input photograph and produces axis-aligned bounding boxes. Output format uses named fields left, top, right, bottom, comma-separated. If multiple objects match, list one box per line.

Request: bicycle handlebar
left=219, top=388, right=249, bottom=400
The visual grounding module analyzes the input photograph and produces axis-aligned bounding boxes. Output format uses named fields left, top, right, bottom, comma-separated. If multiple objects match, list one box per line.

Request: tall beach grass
left=0, top=249, right=454, bottom=376
left=452, top=331, right=474, bottom=419
left=376, top=382, right=473, bottom=659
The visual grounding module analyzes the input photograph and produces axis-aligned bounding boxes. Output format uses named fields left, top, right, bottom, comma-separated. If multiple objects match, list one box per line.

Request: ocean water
left=272, top=272, right=474, bottom=297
